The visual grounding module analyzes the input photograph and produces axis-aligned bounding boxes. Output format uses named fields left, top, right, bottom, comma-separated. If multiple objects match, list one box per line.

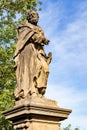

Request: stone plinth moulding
left=3, top=98, right=72, bottom=130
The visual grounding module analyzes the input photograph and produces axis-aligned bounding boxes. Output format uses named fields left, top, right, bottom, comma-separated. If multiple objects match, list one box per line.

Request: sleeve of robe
left=14, top=22, right=35, bottom=58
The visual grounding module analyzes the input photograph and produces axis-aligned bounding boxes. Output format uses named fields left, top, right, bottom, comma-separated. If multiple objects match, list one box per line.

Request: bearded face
left=27, top=10, right=39, bottom=25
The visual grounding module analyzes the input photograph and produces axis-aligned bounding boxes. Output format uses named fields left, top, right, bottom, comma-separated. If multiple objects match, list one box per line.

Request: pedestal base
left=3, top=97, right=72, bottom=130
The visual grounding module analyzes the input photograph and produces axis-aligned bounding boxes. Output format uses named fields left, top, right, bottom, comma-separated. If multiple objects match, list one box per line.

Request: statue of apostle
left=14, top=10, right=52, bottom=101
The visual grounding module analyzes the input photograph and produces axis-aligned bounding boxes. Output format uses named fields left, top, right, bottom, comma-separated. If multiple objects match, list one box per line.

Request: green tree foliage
left=0, top=0, right=42, bottom=129
left=61, top=124, right=80, bottom=130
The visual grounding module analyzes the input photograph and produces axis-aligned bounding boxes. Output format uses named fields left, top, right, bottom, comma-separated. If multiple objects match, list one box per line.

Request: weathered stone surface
left=2, top=10, right=72, bottom=130
left=13, top=10, right=52, bottom=101
left=3, top=98, right=72, bottom=130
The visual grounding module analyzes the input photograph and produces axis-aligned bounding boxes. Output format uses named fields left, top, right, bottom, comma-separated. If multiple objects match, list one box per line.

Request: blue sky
left=38, top=0, right=87, bottom=129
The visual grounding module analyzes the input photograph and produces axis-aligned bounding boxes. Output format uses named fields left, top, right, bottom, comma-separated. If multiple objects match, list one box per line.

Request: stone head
left=27, top=9, right=39, bottom=25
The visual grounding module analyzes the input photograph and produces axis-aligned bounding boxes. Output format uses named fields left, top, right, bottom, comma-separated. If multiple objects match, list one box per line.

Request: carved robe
left=14, top=21, right=51, bottom=100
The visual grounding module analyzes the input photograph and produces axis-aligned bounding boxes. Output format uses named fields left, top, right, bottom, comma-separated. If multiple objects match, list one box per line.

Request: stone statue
left=14, top=10, right=52, bottom=101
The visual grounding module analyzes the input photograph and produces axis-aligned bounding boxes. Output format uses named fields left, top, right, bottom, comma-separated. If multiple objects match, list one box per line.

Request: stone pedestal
left=3, top=97, right=72, bottom=130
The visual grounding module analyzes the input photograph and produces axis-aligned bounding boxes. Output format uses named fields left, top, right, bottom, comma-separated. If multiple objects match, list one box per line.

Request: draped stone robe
left=14, top=21, right=52, bottom=100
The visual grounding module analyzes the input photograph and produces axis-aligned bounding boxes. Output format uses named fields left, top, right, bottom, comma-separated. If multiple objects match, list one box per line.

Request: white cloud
left=39, top=0, right=87, bottom=81
left=52, top=1, right=87, bottom=75
left=61, top=115, right=87, bottom=130
left=39, top=1, right=63, bottom=38
left=38, top=0, right=87, bottom=129
left=46, top=84, right=87, bottom=108
left=45, top=84, right=87, bottom=130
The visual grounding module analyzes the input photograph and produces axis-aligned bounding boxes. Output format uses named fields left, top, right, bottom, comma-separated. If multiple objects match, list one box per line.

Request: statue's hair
left=27, top=9, right=39, bottom=23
